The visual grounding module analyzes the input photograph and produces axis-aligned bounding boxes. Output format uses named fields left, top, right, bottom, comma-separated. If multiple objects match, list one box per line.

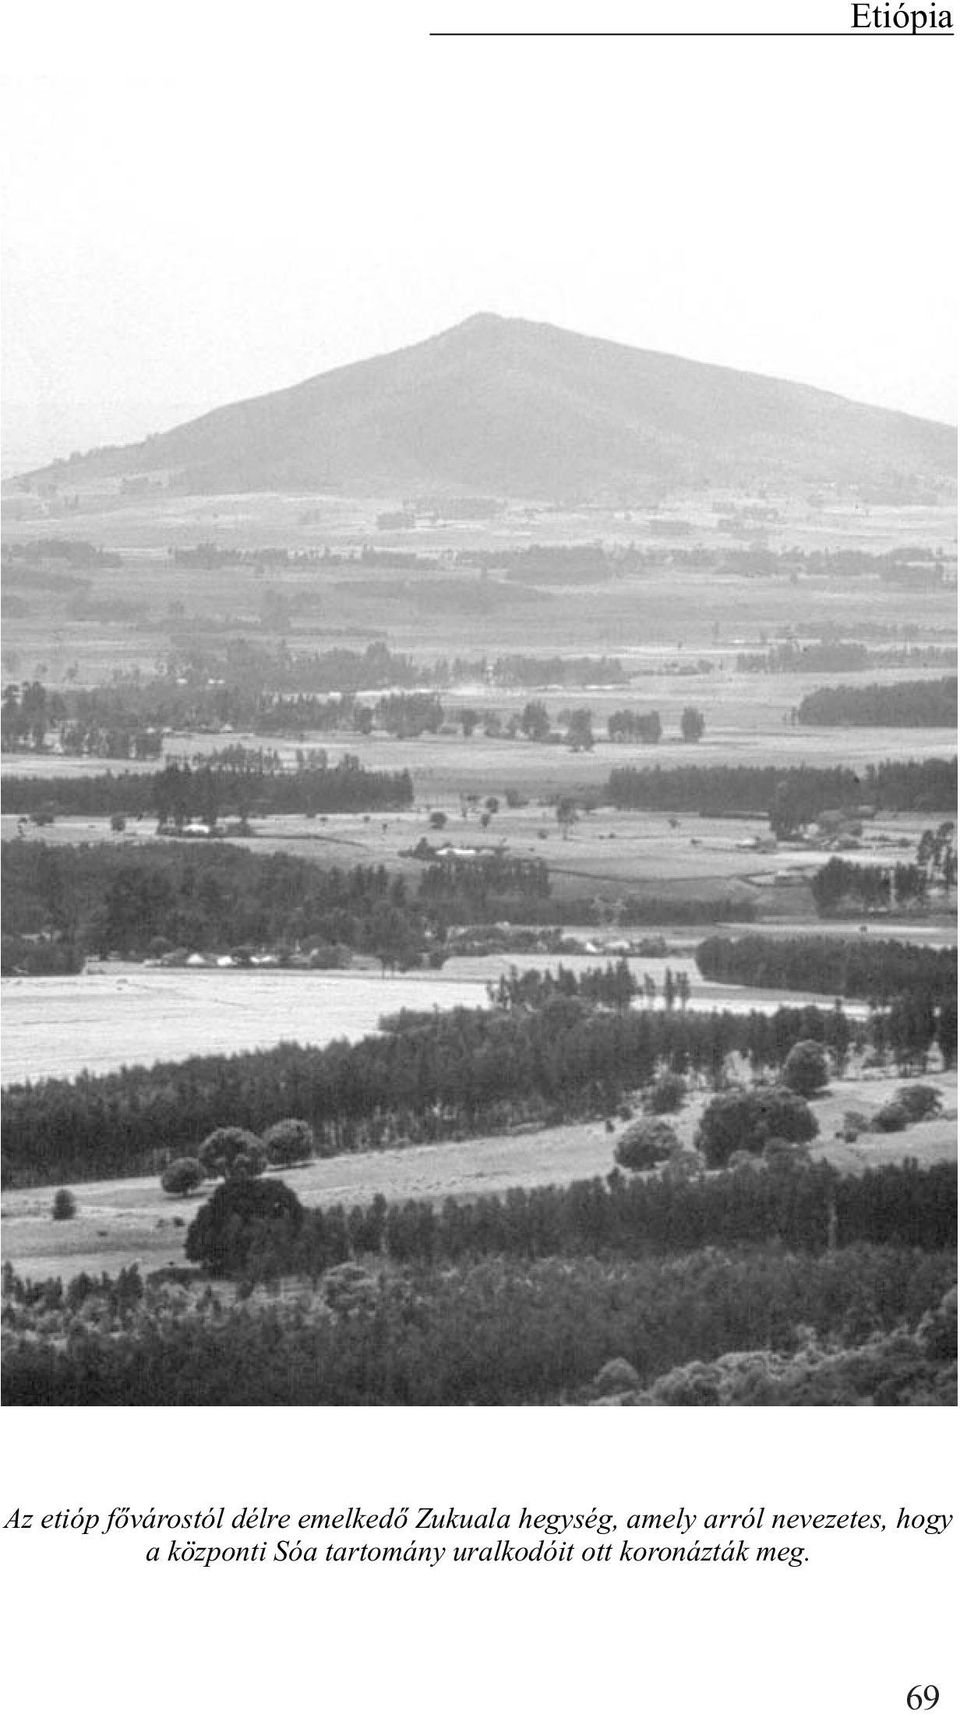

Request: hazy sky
left=2, top=0, right=956, bottom=471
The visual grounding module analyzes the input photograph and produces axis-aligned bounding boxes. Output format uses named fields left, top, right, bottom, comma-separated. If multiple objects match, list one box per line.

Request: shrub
left=841, top=1109, right=871, bottom=1140
left=643, top=1073, right=687, bottom=1115
left=697, top=1087, right=818, bottom=1168
left=51, top=1188, right=76, bottom=1221
left=614, top=1119, right=679, bottom=1172
left=197, top=1127, right=263, bottom=1179
left=894, top=1084, right=943, bottom=1123
left=185, top=1177, right=305, bottom=1276
left=870, top=1102, right=909, bottom=1133
left=262, top=1119, right=315, bottom=1168
left=592, top=1357, right=641, bottom=1396
left=782, top=1039, right=831, bottom=1098
left=160, top=1158, right=205, bottom=1197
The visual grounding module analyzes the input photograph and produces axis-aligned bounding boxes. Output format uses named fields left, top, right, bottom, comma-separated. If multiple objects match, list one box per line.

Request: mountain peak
left=22, top=316, right=956, bottom=500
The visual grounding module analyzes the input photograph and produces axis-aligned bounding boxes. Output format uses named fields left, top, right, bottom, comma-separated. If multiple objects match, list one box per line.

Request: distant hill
left=21, top=313, right=957, bottom=500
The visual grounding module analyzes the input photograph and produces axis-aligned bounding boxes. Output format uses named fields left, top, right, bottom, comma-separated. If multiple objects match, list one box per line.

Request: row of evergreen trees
left=3, top=758, right=413, bottom=822
left=695, top=934, right=956, bottom=1006
left=605, top=759, right=957, bottom=819
left=797, top=677, right=957, bottom=727
left=187, top=1160, right=958, bottom=1281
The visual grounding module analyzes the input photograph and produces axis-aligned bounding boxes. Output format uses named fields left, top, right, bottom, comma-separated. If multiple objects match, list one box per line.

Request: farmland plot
left=1, top=953, right=875, bottom=1087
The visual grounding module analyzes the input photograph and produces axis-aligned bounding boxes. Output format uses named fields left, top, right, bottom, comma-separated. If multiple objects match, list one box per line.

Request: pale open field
left=2, top=1069, right=954, bottom=1285
left=0, top=954, right=879, bottom=1087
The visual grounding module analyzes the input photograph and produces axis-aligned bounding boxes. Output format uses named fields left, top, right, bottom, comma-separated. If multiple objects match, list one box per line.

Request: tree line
left=1, top=843, right=432, bottom=970
left=186, top=1159, right=958, bottom=1284
left=0, top=996, right=915, bottom=1188
left=2, top=757, right=413, bottom=822
left=488, top=961, right=693, bottom=1014
left=695, top=934, right=956, bottom=1007
left=739, top=642, right=957, bottom=675
left=797, top=678, right=957, bottom=728
left=809, top=856, right=950, bottom=917
left=606, top=759, right=957, bottom=819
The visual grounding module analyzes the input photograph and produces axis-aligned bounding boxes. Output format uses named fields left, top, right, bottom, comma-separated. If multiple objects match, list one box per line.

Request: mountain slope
left=28, top=313, right=957, bottom=498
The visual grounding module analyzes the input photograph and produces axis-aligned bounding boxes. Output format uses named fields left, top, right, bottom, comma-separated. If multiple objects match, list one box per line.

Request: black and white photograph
left=1, top=1, right=956, bottom=1410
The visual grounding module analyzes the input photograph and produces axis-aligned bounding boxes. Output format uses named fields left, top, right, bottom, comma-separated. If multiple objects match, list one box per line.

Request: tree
left=262, top=1118, right=315, bottom=1167
left=824, top=1000, right=852, bottom=1077
left=566, top=708, right=594, bottom=752
left=459, top=709, right=480, bottom=738
left=781, top=1039, right=831, bottom=1099
left=680, top=707, right=705, bottom=743
left=198, top=1127, right=264, bottom=1179
left=110, top=813, right=127, bottom=834
left=429, top=811, right=447, bottom=831
left=936, top=998, right=957, bottom=1069
left=185, top=1176, right=304, bottom=1275
left=614, top=1119, right=679, bottom=1171
left=555, top=798, right=579, bottom=840
left=51, top=1187, right=76, bottom=1221
left=769, top=782, right=802, bottom=841
left=520, top=701, right=551, bottom=742
left=697, top=1087, right=818, bottom=1168
left=892, top=1084, right=942, bottom=1123
left=160, top=1157, right=205, bottom=1197
left=870, top=1101, right=909, bottom=1133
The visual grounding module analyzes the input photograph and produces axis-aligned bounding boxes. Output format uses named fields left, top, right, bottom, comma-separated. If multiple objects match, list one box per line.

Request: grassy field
left=2, top=1069, right=954, bottom=1285
left=2, top=793, right=948, bottom=890
left=2, top=482, right=955, bottom=685
left=0, top=950, right=883, bottom=1087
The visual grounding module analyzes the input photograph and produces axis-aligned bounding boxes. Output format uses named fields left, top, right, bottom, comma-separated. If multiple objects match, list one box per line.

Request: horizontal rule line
left=429, top=31, right=956, bottom=38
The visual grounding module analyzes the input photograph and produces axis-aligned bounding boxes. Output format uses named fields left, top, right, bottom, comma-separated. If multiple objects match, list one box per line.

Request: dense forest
left=606, top=759, right=957, bottom=819
left=695, top=934, right=957, bottom=1006
left=2, top=1227, right=954, bottom=1406
left=3, top=995, right=942, bottom=1189
left=797, top=677, right=957, bottom=727
left=2, top=756, right=413, bottom=820
left=0, top=841, right=435, bottom=972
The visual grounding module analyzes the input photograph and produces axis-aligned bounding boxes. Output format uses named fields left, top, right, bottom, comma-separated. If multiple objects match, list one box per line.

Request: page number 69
left=907, top=1690, right=939, bottom=1710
